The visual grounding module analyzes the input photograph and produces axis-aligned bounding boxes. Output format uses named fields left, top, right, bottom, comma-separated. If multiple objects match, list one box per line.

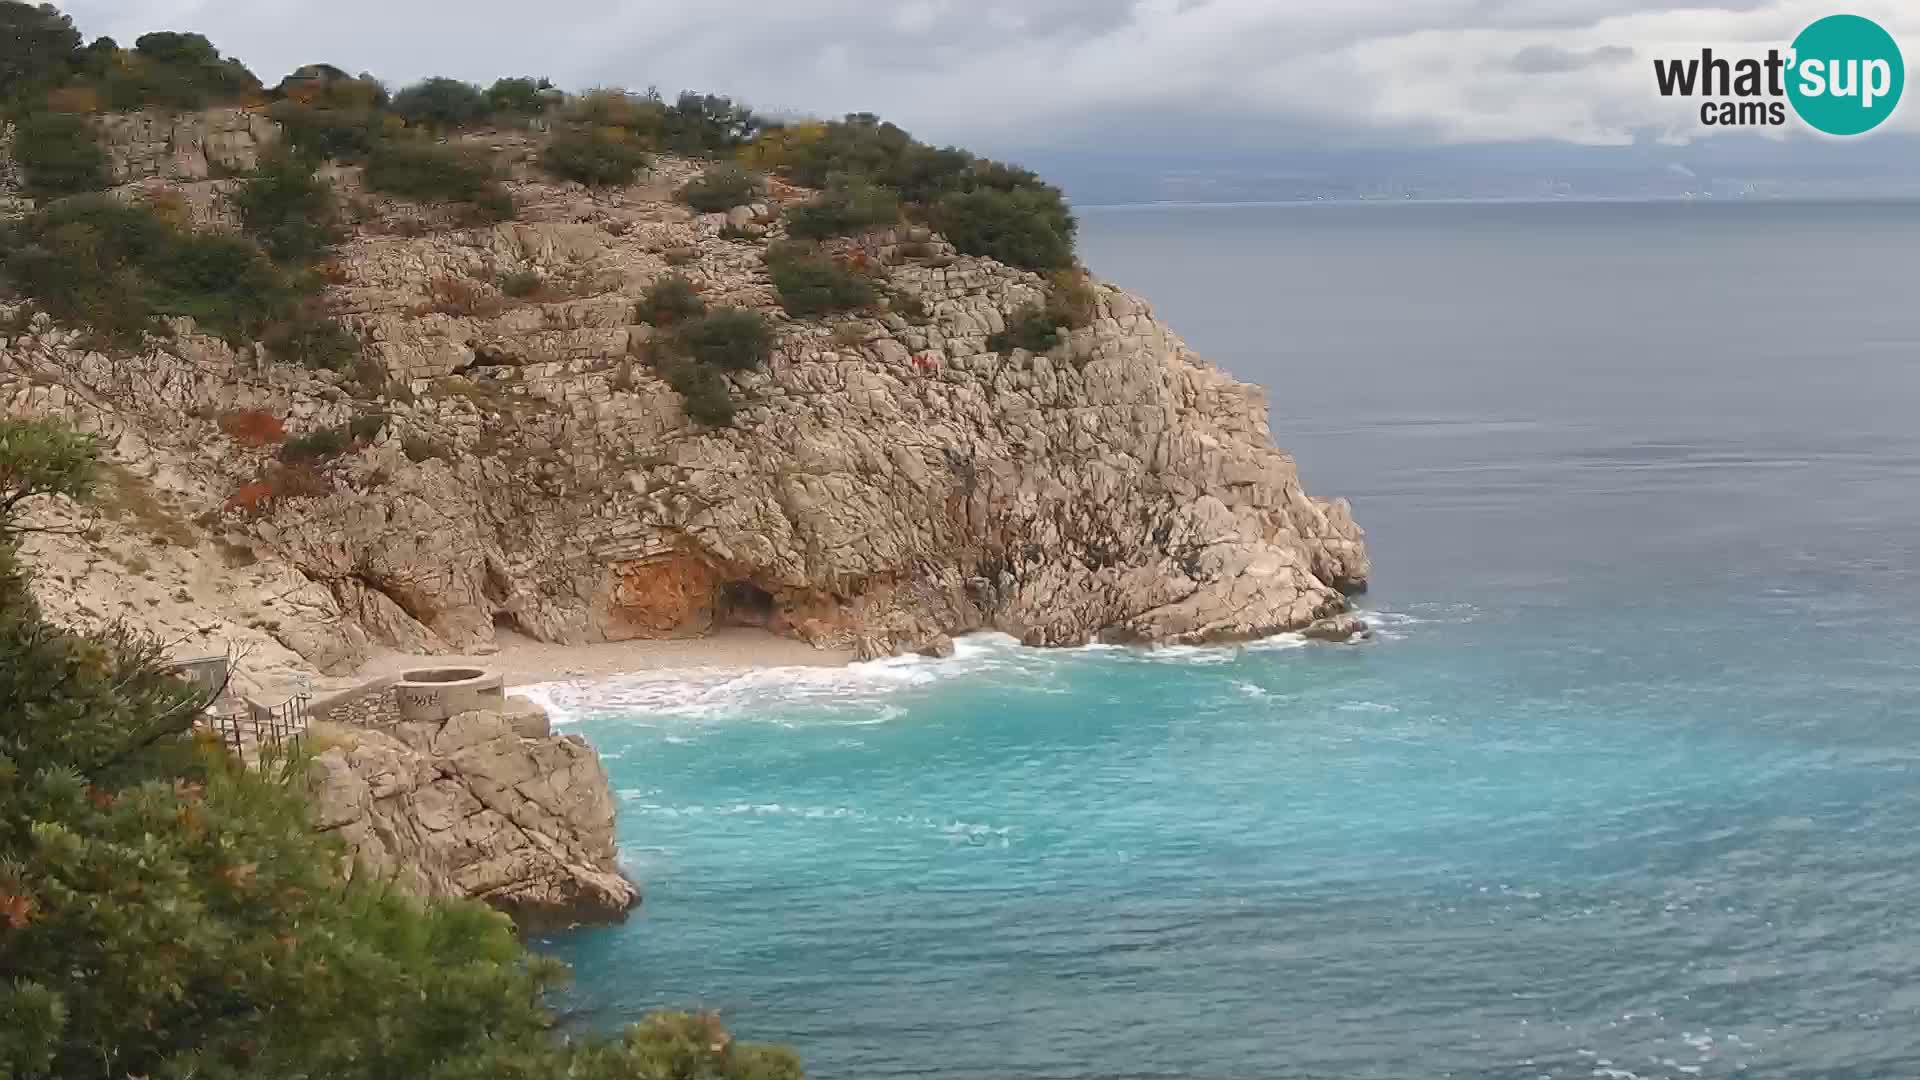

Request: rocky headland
left=1, top=111, right=1368, bottom=691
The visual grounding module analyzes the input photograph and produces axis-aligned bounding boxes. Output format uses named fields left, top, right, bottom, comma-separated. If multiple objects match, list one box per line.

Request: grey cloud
left=1508, top=44, right=1636, bottom=74
left=48, top=0, right=1920, bottom=152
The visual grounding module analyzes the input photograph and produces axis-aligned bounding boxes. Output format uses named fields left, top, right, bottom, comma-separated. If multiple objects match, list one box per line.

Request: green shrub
left=766, top=246, right=877, bottom=317
left=635, top=274, right=706, bottom=326
left=11, top=110, right=109, bottom=199
left=987, top=304, right=1062, bottom=354
left=363, top=141, right=513, bottom=219
left=499, top=270, right=543, bottom=298
left=784, top=176, right=900, bottom=240
left=1, top=197, right=297, bottom=347
left=485, top=76, right=554, bottom=115
left=675, top=307, right=772, bottom=372
left=278, top=425, right=349, bottom=463
left=0, top=3, right=84, bottom=108
left=231, top=154, right=340, bottom=262
left=933, top=186, right=1076, bottom=270
left=391, top=76, right=487, bottom=129
left=1046, top=268, right=1098, bottom=329
left=540, top=128, right=649, bottom=187
left=348, top=412, right=387, bottom=441
left=679, top=164, right=763, bottom=212
left=88, top=32, right=261, bottom=111
left=402, top=435, right=450, bottom=463
left=264, top=313, right=359, bottom=370
left=0, top=419, right=804, bottom=1080
left=267, top=100, right=388, bottom=163
left=663, top=358, right=735, bottom=426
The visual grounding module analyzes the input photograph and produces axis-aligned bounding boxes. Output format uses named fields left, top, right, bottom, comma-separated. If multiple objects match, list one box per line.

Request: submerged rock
left=1302, top=613, right=1372, bottom=643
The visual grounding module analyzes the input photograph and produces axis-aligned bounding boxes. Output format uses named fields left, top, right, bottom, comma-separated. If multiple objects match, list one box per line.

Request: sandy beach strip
left=319, top=627, right=853, bottom=696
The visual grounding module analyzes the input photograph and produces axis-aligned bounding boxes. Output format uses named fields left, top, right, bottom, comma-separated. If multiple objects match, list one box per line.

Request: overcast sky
left=57, top=0, right=1919, bottom=153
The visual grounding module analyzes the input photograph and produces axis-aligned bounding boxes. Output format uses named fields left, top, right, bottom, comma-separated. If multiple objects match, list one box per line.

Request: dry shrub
left=219, top=409, right=286, bottom=447
left=425, top=275, right=505, bottom=318
left=223, top=480, right=275, bottom=516
left=45, top=85, right=103, bottom=114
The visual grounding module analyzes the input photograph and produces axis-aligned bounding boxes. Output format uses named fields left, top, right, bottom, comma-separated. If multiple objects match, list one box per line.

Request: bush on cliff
left=363, top=141, right=514, bottom=220
left=675, top=307, right=772, bottom=372
left=783, top=176, right=900, bottom=240
left=661, top=357, right=736, bottom=427
left=0, top=415, right=801, bottom=1080
left=231, top=153, right=341, bottom=262
left=485, top=75, right=554, bottom=116
left=766, top=245, right=876, bottom=317
left=932, top=186, right=1076, bottom=271
left=635, top=274, right=706, bottom=326
left=0, top=2, right=84, bottom=108
left=268, top=97, right=394, bottom=163
left=391, top=76, right=488, bottom=130
left=540, top=128, right=650, bottom=187
left=9, top=109, right=109, bottom=199
left=678, top=164, right=762, bottom=213
left=987, top=304, right=1063, bottom=355
left=0, top=196, right=297, bottom=347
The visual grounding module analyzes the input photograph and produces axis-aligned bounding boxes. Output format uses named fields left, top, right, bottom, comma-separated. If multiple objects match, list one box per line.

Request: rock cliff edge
left=1, top=115, right=1368, bottom=682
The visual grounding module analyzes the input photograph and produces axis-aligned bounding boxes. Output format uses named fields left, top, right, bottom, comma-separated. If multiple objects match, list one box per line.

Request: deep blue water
left=538, top=200, right=1920, bottom=1080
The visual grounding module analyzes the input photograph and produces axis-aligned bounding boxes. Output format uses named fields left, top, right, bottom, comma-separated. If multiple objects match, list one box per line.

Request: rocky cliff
left=1, top=114, right=1367, bottom=679
left=305, top=696, right=639, bottom=929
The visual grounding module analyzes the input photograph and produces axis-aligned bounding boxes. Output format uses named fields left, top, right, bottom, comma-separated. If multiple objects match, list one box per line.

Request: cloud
left=51, top=0, right=1920, bottom=152
left=1507, top=43, right=1636, bottom=74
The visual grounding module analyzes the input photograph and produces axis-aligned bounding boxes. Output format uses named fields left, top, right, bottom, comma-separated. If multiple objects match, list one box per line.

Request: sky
left=56, top=0, right=1920, bottom=156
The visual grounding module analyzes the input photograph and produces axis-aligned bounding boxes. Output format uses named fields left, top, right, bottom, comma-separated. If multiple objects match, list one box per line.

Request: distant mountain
left=997, top=134, right=1920, bottom=205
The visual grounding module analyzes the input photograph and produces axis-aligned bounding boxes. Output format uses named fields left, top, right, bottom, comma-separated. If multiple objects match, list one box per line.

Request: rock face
left=305, top=698, right=639, bottom=929
left=0, top=118, right=1368, bottom=674
left=96, top=107, right=280, bottom=183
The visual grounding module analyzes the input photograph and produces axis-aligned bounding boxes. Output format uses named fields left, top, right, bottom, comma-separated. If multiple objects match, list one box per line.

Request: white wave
left=619, top=799, right=1014, bottom=841
left=1337, top=700, right=1400, bottom=714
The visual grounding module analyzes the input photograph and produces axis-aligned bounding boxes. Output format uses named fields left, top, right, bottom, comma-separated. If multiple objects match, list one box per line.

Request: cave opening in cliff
left=717, top=581, right=776, bottom=628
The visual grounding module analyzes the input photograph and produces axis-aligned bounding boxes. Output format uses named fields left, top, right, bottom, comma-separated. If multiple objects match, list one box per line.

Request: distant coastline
left=1073, top=192, right=1920, bottom=211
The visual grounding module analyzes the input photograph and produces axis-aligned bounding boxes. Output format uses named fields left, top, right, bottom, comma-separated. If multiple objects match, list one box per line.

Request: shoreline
left=318, top=627, right=854, bottom=696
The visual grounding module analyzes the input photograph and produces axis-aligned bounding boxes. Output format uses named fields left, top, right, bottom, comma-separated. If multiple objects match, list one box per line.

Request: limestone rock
left=1, top=126, right=1369, bottom=672
left=1302, top=613, right=1372, bottom=643
left=305, top=703, right=638, bottom=929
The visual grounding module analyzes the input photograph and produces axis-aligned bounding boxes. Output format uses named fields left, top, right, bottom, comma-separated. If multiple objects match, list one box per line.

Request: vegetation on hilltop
left=0, top=416, right=804, bottom=1080
left=0, top=0, right=1085, bottom=424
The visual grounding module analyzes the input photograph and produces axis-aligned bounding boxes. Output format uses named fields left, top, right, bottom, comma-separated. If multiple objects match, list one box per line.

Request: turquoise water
left=539, top=201, right=1920, bottom=1079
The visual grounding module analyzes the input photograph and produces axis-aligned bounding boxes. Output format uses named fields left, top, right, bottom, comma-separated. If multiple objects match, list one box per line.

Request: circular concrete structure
left=394, top=667, right=507, bottom=723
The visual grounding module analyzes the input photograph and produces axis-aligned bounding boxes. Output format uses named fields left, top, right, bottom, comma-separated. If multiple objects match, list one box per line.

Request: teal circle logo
left=1787, top=14, right=1904, bottom=135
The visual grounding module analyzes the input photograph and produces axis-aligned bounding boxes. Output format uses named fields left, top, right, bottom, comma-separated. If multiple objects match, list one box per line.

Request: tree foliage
left=765, top=246, right=876, bottom=317
left=0, top=196, right=297, bottom=347
left=0, top=2, right=83, bottom=108
left=675, top=307, right=772, bottom=372
left=0, top=417, right=803, bottom=1080
left=783, top=176, right=899, bottom=240
left=742, top=112, right=1078, bottom=269
left=541, top=128, right=650, bottom=187
left=363, top=140, right=514, bottom=219
left=391, top=76, right=487, bottom=130
left=678, top=164, right=762, bottom=213
left=230, top=152, right=341, bottom=262
left=10, top=109, right=107, bottom=199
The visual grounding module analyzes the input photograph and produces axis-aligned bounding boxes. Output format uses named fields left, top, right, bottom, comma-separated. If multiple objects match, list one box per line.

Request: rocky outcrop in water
left=1, top=116, right=1368, bottom=676
left=304, top=697, right=638, bottom=929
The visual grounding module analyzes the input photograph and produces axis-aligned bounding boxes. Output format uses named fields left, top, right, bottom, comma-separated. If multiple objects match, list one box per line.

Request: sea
left=532, top=199, right=1920, bottom=1080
